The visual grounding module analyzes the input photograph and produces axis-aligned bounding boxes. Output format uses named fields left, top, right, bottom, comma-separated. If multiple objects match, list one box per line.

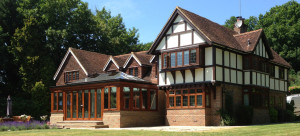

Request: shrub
left=286, top=110, right=295, bottom=122
left=221, top=114, right=236, bottom=126
left=269, top=107, right=278, bottom=123
left=0, top=120, right=50, bottom=131
left=236, top=105, right=253, bottom=125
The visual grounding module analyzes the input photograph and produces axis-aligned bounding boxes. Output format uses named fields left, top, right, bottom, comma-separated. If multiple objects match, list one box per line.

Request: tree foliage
left=0, top=0, right=143, bottom=118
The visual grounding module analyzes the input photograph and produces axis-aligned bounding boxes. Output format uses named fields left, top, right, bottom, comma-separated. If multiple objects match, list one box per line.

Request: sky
left=82, top=0, right=298, bottom=43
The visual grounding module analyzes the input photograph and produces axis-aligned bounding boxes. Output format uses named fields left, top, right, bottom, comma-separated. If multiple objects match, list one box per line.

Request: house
left=50, top=7, right=290, bottom=128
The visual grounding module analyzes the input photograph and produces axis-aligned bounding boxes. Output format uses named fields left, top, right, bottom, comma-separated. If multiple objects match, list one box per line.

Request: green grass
left=0, top=123, right=300, bottom=136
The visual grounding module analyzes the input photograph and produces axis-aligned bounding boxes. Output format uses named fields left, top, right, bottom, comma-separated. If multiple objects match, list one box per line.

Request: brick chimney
left=234, top=16, right=247, bottom=34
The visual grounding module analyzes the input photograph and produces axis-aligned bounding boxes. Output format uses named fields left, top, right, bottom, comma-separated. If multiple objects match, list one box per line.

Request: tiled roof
left=270, top=49, right=292, bottom=68
left=234, top=29, right=263, bottom=52
left=113, top=53, right=131, bottom=66
left=133, top=51, right=152, bottom=65
left=70, top=48, right=110, bottom=75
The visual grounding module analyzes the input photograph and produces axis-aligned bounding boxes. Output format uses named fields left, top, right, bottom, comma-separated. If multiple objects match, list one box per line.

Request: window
left=163, top=54, right=168, bottom=68
left=104, top=87, right=117, bottom=110
left=190, top=49, right=196, bottom=63
left=65, top=71, right=79, bottom=82
left=129, top=68, right=134, bottom=75
left=243, top=89, right=249, bottom=106
left=51, top=91, right=63, bottom=112
left=244, top=88, right=268, bottom=108
left=171, top=53, right=176, bottom=67
left=279, top=68, right=284, bottom=79
left=269, top=64, right=275, bottom=77
left=177, top=52, right=182, bottom=66
left=134, top=67, right=138, bottom=77
left=184, top=51, right=189, bottom=65
left=121, top=87, right=157, bottom=111
left=168, top=88, right=204, bottom=108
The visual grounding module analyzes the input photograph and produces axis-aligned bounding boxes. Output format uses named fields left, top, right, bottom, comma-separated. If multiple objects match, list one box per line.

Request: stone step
left=56, top=121, right=107, bottom=129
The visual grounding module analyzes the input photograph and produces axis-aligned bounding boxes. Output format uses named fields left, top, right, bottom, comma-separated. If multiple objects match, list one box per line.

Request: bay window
left=171, top=53, right=176, bottom=67
left=162, top=48, right=199, bottom=69
left=177, top=52, right=182, bottom=66
left=168, top=88, right=204, bottom=108
left=184, top=51, right=189, bottom=65
left=190, top=49, right=196, bottom=63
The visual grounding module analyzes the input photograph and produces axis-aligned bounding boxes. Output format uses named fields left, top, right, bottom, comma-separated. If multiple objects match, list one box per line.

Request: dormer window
left=129, top=67, right=138, bottom=77
left=65, top=71, right=79, bottom=82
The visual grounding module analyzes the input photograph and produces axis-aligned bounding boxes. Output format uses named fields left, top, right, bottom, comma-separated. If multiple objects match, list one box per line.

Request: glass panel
left=142, top=89, right=148, bottom=109
left=183, top=90, right=188, bottom=94
left=190, top=49, right=196, bottom=63
left=184, top=50, right=189, bottom=65
left=72, top=91, right=77, bottom=118
left=67, top=92, right=71, bottom=118
left=176, top=90, right=181, bottom=95
left=96, top=89, right=101, bottom=118
left=244, top=94, right=249, bottom=106
left=53, top=93, right=57, bottom=110
left=104, top=88, right=109, bottom=109
left=73, top=72, right=75, bottom=80
left=129, top=68, right=133, bottom=75
left=197, top=95, right=202, bottom=106
left=171, top=53, right=176, bottom=67
left=84, top=90, right=89, bottom=118
left=177, top=52, right=182, bottom=66
left=133, top=88, right=140, bottom=109
left=183, top=95, right=188, bottom=106
left=78, top=90, right=82, bottom=118
left=164, top=54, right=167, bottom=67
left=90, top=89, right=95, bottom=118
left=169, top=97, right=174, bottom=107
left=76, top=72, right=79, bottom=80
left=150, top=90, right=157, bottom=110
left=169, top=90, right=174, bottom=94
left=110, top=87, right=117, bottom=109
left=190, top=95, right=195, bottom=106
left=190, top=89, right=195, bottom=94
left=197, top=89, right=202, bottom=93
left=176, top=96, right=181, bottom=107
left=134, top=68, right=138, bottom=77
left=206, top=94, right=210, bottom=107
left=123, top=87, right=130, bottom=110
left=58, top=92, right=63, bottom=110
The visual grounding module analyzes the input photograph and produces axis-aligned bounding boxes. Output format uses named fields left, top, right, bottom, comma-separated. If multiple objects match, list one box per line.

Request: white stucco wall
left=205, top=47, right=212, bottom=66
left=252, top=72, right=256, bottom=85
left=167, top=35, right=178, bottom=48
left=195, top=68, right=204, bottom=82
left=216, top=66, right=223, bottom=81
left=180, top=32, right=192, bottom=46
left=237, top=71, right=243, bottom=84
left=231, top=70, right=236, bottom=83
left=230, top=53, right=236, bottom=68
left=205, top=67, right=213, bottom=81
left=225, top=68, right=230, bottom=82
left=156, top=38, right=166, bottom=50
left=185, top=70, right=193, bottom=83
left=194, top=31, right=205, bottom=44
left=216, top=48, right=222, bottom=65
left=245, top=72, right=250, bottom=84
left=224, top=51, right=229, bottom=67
left=237, top=54, right=242, bottom=70
left=176, top=71, right=183, bottom=84
left=166, top=72, right=174, bottom=85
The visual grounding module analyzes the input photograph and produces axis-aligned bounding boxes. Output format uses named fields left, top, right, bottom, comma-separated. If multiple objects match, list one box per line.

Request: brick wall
left=50, top=113, right=64, bottom=125
left=205, top=86, right=223, bottom=126
left=106, top=61, right=119, bottom=71
left=269, top=91, right=286, bottom=110
left=252, top=108, right=270, bottom=124
left=56, top=55, right=87, bottom=86
left=103, top=111, right=121, bottom=128
left=125, top=59, right=142, bottom=78
left=166, top=109, right=206, bottom=126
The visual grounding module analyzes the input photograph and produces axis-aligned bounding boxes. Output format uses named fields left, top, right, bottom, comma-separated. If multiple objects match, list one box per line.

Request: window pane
left=190, top=95, right=195, bottom=106
left=197, top=95, right=202, bottom=106
left=176, top=96, right=181, bottom=107
left=150, top=90, right=157, bottom=110
left=90, top=89, right=95, bottom=118
left=76, top=72, right=79, bottom=80
left=244, top=94, right=249, bottom=106
left=53, top=93, right=57, bottom=110
left=133, top=88, right=140, bottom=109
left=169, top=90, right=174, bottom=94
left=176, top=90, right=181, bottom=95
left=73, top=72, right=75, bottom=80
left=67, top=92, right=71, bottom=118
left=183, top=96, right=188, bottom=106
left=134, top=68, right=138, bottom=77
left=96, top=89, right=101, bottom=118
left=84, top=90, right=89, bottom=118
left=169, top=97, right=174, bottom=107
left=110, top=87, right=117, bottom=109
left=197, top=89, right=203, bottom=93
left=142, top=89, right=148, bottom=109
left=123, top=87, right=130, bottom=110
left=129, top=68, right=133, bottom=75
left=177, top=52, right=182, bottom=66
left=184, top=51, right=189, bottom=65
left=58, top=92, right=63, bottom=110
left=190, top=49, right=196, bottom=63
left=72, top=91, right=77, bottom=118
left=190, top=89, right=195, bottom=94
left=78, top=91, right=82, bottom=118
left=171, top=53, right=176, bottom=67
left=104, top=88, right=108, bottom=109
left=206, top=94, right=210, bottom=107
left=183, top=90, right=188, bottom=94
left=164, top=54, right=167, bottom=67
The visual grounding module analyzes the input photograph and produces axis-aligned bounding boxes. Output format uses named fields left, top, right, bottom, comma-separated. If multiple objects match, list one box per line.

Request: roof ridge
left=233, top=29, right=263, bottom=37
left=70, top=47, right=109, bottom=56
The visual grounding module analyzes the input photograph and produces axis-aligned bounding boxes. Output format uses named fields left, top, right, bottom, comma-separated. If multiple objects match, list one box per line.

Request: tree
left=259, top=0, right=300, bottom=71
left=223, top=16, right=260, bottom=31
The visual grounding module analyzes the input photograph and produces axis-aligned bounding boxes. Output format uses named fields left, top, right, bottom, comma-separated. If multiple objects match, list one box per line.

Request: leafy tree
left=223, top=16, right=260, bottom=31
left=131, top=42, right=153, bottom=52
left=223, top=16, right=237, bottom=30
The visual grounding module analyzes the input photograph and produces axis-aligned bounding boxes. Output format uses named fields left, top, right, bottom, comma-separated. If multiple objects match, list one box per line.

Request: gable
left=103, top=57, right=120, bottom=71
left=155, top=15, right=206, bottom=51
left=254, top=38, right=269, bottom=58
left=123, top=54, right=142, bottom=68
left=53, top=49, right=88, bottom=80
left=105, top=61, right=119, bottom=71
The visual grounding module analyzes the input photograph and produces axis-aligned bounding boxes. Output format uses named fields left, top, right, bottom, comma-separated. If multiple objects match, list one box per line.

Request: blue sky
left=82, top=0, right=297, bottom=43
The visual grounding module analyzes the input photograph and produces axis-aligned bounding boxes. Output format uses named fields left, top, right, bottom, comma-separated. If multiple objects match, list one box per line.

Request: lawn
left=1, top=123, right=300, bottom=136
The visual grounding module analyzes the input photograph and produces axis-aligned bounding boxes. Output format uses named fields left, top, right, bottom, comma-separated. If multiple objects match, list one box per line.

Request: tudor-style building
left=50, top=7, right=290, bottom=128
left=148, top=7, right=290, bottom=125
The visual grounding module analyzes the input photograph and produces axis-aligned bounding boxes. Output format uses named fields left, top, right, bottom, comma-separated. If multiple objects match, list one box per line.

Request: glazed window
left=121, top=87, right=157, bottom=111
left=51, top=91, right=63, bottom=112
left=168, top=88, right=205, bottom=109
left=177, top=52, right=182, bottom=66
left=184, top=51, right=189, bottom=65
left=65, top=71, right=79, bottom=82
left=279, top=68, right=284, bottom=79
left=104, top=87, right=117, bottom=110
left=190, top=49, right=196, bottom=63
left=134, top=67, right=138, bottom=77
left=171, top=53, right=176, bottom=67
left=129, top=68, right=134, bottom=75
left=163, top=54, right=168, bottom=68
